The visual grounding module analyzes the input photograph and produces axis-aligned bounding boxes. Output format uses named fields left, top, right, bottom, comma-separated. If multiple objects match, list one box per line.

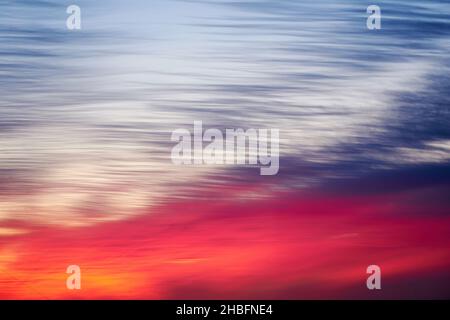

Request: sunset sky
left=1, top=0, right=450, bottom=299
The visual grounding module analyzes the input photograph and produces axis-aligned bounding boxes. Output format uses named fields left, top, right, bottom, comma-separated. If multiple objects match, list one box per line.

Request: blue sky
left=1, top=0, right=450, bottom=222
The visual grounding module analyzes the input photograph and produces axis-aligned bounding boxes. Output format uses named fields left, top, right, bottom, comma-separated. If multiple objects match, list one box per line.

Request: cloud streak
left=0, top=0, right=450, bottom=298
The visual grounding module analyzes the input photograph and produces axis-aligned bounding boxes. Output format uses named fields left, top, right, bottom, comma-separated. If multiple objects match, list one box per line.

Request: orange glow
left=1, top=184, right=450, bottom=299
